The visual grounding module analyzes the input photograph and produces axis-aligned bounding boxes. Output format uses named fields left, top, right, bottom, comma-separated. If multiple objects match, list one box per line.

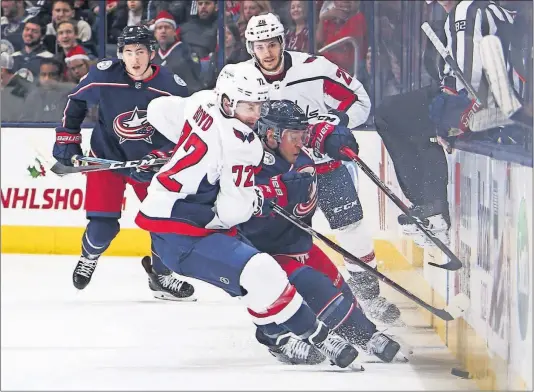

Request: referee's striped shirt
left=444, top=0, right=514, bottom=102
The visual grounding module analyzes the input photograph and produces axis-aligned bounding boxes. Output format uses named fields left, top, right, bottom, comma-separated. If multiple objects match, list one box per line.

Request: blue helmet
left=257, top=100, right=309, bottom=142
left=117, top=25, right=157, bottom=59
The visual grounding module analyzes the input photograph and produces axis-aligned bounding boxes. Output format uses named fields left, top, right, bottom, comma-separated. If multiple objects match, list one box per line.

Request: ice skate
left=72, top=256, right=99, bottom=290
left=308, top=322, right=361, bottom=369
left=141, top=256, right=196, bottom=301
left=365, top=331, right=403, bottom=363
left=268, top=335, right=326, bottom=365
left=398, top=203, right=450, bottom=247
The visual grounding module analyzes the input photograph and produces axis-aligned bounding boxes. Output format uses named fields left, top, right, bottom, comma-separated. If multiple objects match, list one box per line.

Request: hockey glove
left=53, top=130, right=82, bottom=166
left=325, top=108, right=350, bottom=127
left=130, top=150, right=171, bottom=183
left=429, top=89, right=477, bottom=137
left=308, top=122, right=359, bottom=161
left=254, top=171, right=314, bottom=216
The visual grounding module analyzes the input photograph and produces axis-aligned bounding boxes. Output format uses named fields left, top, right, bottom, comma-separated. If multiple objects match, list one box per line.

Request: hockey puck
left=451, top=368, right=470, bottom=379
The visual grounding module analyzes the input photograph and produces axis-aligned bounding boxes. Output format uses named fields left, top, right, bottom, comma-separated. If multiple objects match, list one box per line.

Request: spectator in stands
left=74, top=0, right=95, bottom=23
left=12, top=17, right=54, bottom=85
left=285, top=0, right=309, bottom=53
left=109, top=0, right=149, bottom=43
left=224, top=23, right=249, bottom=64
left=151, top=10, right=203, bottom=93
left=21, top=57, right=74, bottom=122
left=236, top=0, right=272, bottom=41
left=1, top=52, right=33, bottom=122
left=1, top=0, right=32, bottom=52
left=180, top=0, right=218, bottom=59
left=89, top=0, right=118, bottom=44
left=225, top=0, right=241, bottom=24
left=147, top=1, right=189, bottom=26
left=54, top=20, right=96, bottom=65
left=316, top=0, right=367, bottom=75
left=65, top=45, right=91, bottom=83
left=46, top=0, right=93, bottom=45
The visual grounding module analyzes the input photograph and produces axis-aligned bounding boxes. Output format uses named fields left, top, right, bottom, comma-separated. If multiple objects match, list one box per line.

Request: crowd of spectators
left=1, top=0, right=530, bottom=155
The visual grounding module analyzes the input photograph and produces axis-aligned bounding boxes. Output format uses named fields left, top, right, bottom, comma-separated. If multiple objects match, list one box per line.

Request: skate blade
left=330, top=360, right=365, bottom=372
left=152, top=292, right=198, bottom=302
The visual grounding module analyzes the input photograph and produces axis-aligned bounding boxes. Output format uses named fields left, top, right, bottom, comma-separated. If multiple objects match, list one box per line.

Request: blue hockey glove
left=130, top=150, right=171, bottom=183
left=429, top=89, right=474, bottom=137
left=309, top=122, right=359, bottom=161
left=326, top=108, right=350, bottom=127
left=53, top=131, right=82, bottom=166
left=254, top=171, right=314, bottom=216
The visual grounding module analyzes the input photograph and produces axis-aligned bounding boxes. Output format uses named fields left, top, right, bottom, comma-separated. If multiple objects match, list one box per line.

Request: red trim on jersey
left=323, top=78, right=358, bottom=111
left=247, top=283, right=298, bottom=319
left=360, top=251, right=376, bottom=264
left=315, top=160, right=341, bottom=174
left=68, top=82, right=130, bottom=98
left=135, top=212, right=237, bottom=237
left=141, top=65, right=160, bottom=83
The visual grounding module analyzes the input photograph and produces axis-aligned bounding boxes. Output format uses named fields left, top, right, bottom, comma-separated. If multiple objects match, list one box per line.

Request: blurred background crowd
left=0, top=0, right=532, bottom=155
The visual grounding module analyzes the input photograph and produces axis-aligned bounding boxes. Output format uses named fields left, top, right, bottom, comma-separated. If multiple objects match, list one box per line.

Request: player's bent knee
left=86, top=217, right=121, bottom=245
left=241, top=253, right=304, bottom=326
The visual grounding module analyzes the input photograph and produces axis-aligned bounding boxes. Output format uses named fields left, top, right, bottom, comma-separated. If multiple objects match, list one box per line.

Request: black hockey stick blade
left=270, top=203, right=469, bottom=321
left=340, top=147, right=462, bottom=271
left=50, top=156, right=170, bottom=176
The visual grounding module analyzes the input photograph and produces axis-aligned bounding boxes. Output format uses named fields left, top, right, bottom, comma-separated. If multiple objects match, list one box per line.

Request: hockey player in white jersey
left=244, top=13, right=401, bottom=324
left=134, top=62, right=361, bottom=369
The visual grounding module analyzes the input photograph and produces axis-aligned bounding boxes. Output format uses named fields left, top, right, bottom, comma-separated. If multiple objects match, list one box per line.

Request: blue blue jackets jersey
left=239, top=148, right=318, bottom=255
left=57, top=58, right=189, bottom=161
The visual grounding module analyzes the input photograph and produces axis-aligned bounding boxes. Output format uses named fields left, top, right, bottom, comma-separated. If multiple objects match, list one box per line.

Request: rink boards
left=1, top=127, right=532, bottom=391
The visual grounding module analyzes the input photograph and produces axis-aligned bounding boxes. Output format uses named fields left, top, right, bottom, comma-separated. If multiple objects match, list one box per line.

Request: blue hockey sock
left=81, top=217, right=120, bottom=260
left=289, top=266, right=376, bottom=345
left=150, top=243, right=170, bottom=275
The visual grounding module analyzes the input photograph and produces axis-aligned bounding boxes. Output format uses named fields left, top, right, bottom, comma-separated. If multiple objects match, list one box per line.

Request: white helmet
left=215, top=63, right=270, bottom=117
left=245, top=13, right=285, bottom=57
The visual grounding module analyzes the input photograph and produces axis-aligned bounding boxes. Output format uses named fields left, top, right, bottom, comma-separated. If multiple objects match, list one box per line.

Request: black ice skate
left=268, top=336, right=326, bottom=365
left=348, top=271, right=401, bottom=325
left=141, top=256, right=196, bottom=301
left=307, top=322, right=360, bottom=369
left=72, top=256, right=99, bottom=289
left=365, top=331, right=403, bottom=363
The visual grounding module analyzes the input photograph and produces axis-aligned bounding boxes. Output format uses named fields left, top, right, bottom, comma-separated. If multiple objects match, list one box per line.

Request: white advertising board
left=0, top=128, right=141, bottom=228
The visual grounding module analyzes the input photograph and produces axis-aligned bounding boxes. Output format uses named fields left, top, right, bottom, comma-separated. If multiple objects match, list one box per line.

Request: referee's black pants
left=374, top=86, right=449, bottom=215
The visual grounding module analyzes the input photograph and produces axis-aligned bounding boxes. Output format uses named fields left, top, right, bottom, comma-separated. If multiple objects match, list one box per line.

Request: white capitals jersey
left=248, top=51, right=371, bottom=164
left=136, top=90, right=264, bottom=235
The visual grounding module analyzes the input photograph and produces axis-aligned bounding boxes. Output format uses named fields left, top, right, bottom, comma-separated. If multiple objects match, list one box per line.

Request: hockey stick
left=340, top=147, right=463, bottom=271
left=270, top=203, right=470, bottom=321
left=50, top=155, right=170, bottom=176
left=421, top=22, right=483, bottom=105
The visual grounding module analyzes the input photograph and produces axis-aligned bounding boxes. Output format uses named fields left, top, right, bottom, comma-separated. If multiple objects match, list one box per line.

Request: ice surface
left=1, top=255, right=478, bottom=391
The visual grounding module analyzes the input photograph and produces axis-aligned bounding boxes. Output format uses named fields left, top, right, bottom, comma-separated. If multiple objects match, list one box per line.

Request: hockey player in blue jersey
left=239, top=100, right=402, bottom=365
left=52, top=25, right=194, bottom=301
left=133, top=62, right=362, bottom=369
